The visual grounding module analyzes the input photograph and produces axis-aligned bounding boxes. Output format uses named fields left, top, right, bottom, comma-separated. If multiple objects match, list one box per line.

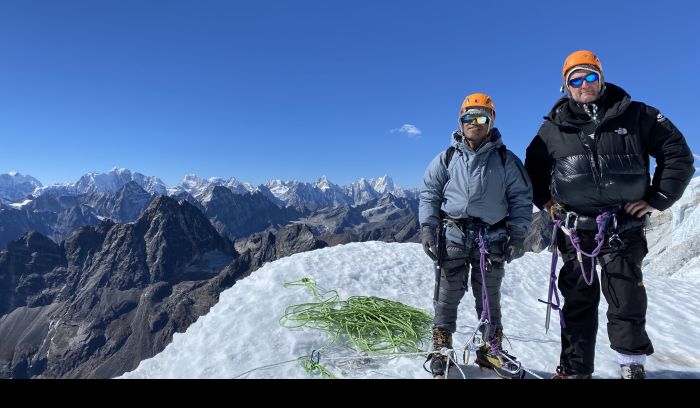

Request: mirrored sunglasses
left=568, top=72, right=599, bottom=88
left=460, top=114, right=490, bottom=125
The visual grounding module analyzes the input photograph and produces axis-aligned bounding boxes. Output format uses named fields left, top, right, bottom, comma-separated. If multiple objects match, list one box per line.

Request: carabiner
left=608, top=233, right=623, bottom=251
left=564, top=211, right=579, bottom=231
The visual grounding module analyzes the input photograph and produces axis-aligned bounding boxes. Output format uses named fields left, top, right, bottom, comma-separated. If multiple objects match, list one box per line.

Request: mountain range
left=1, top=168, right=417, bottom=210
left=0, top=168, right=419, bottom=250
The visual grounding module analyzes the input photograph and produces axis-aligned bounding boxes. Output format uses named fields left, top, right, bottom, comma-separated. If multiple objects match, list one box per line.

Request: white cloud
left=693, top=153, right=700, bottom=161
left=390, top=124, right=422, bottom=139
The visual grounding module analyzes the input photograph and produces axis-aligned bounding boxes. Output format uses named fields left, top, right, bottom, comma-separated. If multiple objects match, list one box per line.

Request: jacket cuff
left=645, top=191, right=673, bottom=212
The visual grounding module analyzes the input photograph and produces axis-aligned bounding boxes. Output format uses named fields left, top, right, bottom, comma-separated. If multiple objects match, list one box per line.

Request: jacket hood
left=451, top=127, right=504, bottom=154
left=544, top=82, right=631, bottom=128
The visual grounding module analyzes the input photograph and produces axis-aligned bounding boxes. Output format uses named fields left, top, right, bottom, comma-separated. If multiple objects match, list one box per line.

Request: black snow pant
left=555, top=225, right=654, bottom=375
left=433, top=234, right=506, bottom=336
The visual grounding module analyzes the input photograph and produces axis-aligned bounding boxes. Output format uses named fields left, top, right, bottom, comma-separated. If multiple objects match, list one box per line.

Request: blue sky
left=1, top=0, right=697, bottom=188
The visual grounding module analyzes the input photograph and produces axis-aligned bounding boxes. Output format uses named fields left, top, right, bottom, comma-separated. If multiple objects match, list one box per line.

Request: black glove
left=421, top=225, right=438, bottom=261
left=505, top=233, right=526, bottom=264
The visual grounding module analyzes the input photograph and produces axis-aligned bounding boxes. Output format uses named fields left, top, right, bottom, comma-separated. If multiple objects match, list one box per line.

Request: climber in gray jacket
left=419, top=93, right=532, bottom=378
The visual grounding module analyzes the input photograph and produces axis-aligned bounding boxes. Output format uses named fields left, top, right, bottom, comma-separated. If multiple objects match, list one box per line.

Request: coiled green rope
left=280, top=277, right=433, bottom=377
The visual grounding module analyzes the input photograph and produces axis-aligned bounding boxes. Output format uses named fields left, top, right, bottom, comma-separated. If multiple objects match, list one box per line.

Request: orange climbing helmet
left=562, top=50, right=603, bottom=80
left=460, top=93, right=496, bottom=119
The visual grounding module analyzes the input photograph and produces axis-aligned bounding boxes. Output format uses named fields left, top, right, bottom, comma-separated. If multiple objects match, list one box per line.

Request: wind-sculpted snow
left=122, top=241, right=700, bottom=379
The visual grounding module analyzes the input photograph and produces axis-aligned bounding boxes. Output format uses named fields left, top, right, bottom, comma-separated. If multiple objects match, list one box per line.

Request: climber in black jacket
left=525, top=50, right=694, bottom=379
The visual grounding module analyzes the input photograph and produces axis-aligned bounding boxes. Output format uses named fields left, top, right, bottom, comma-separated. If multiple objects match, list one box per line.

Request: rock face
left=0, top=231, right=65, bottom=316
left=201, top=187, right=301, bottom=239
left=0, top=196, right=245, bottom=378
left=0, top=196, right=101, bottom=250
left=0, top=184, right=300, bottom=251
left=298, top=193, right=421, bottom=246
left=81, top=181, right=154, bottom=224
left=235, top=223, right=328, bottom=271
left=0, top=182, right=154, bottom=250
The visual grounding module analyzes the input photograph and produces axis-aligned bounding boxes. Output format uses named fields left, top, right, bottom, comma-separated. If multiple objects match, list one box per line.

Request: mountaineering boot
left=430, top=356, right=447, bottom=379
left=620, top=364, right=646, bottom=379
left=551, top=365, right=592, bottom=379
left=473, top=327, right=524, bottom=378
left=475, top=344, right=500, bottom=369
left=475, top=327, right=517, bottom=368
left=429, top=326, right=452, bottom=378
left=492, top=327, right=518, bottom=361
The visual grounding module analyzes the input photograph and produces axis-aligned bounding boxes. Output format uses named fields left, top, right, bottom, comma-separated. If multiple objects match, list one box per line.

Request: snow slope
left=122, top=241, right=700, bottom=379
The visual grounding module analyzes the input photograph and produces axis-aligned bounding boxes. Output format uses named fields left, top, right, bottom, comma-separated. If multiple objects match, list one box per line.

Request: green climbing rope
left=280, top=277, right=433, bottom=355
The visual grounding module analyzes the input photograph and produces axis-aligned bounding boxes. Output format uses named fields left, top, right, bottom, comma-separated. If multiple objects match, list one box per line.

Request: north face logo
left=614, top=127, right=628, bottom=135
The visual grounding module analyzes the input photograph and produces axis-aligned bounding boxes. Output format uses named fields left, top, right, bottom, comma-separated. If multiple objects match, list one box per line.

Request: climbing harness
left=540, top=206, right=643, bottom=332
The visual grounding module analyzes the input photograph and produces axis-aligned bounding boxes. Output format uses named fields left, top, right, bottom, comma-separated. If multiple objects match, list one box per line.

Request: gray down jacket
left=419, top=128, right=533, bottom=242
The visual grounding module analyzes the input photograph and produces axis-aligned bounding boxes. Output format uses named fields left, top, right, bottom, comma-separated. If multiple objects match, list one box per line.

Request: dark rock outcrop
left=0, top=231, right=65, bottom=316
left=81, top=181, right=154, bottom=224
left=300, top=193, right=421, bottom=246
left=0, top=182, right=155, bottom=250
left=0, top=196, right=242, bottom=378
left=235, top=223, right=327, bottom=270
left=202, top=187, right=301, bottom=239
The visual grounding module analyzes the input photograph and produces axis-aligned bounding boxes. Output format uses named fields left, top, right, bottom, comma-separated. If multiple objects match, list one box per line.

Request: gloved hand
left=421, top=225, right=438, bottom=261
left=505, top=233, right=526, bottom=264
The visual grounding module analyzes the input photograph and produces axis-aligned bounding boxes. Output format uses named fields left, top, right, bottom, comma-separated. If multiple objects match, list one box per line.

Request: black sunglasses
left=568, top=72, right=599, bottom=88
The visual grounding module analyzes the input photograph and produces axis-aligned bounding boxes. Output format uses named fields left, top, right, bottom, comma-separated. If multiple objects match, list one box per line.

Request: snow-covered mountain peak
left=371, top=175, right=395, bottom=194
left=345, top=177, right=379, bottom=206
left=13, top=168, right=413, bottom=210
left=178, top=174, right=211, bottom=193
left=110, top=167, right=130, bottom=175
left=0, top=172, right=43, bottom=203
left=181, top=174, right=205, bottom=185
left=174, top=174, right=252, bottom=199
left=74, top=168, right=167, bottom=195
left=1, top=171, right=42, bottom=185
left=266, top=179, right=290, bottom=195
left=30, top=168, right=167, bottom=198
left=31, top=182, right=78, bottom=198
left=315, top=175, right=332, bottom=191
left=263, top=177, right=351, bottom=211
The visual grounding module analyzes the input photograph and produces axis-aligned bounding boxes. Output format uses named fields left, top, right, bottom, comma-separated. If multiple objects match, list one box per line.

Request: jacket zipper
left=577, top=110, right=614, bottom=191
left=578, top=131, right=601, bottom=188
left=589, top=113, right=616, bottom=190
